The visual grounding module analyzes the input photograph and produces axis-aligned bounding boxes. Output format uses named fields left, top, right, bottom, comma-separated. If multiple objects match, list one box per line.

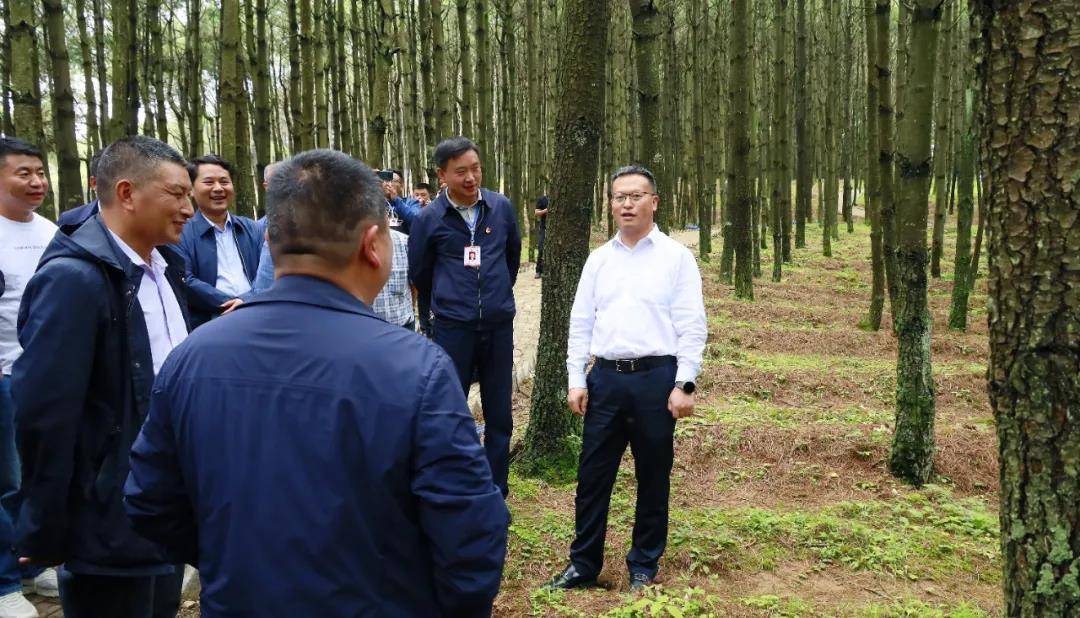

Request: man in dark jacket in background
left=174, top=155, right=262, bottom=327
left=125, top=149, right=508, bottom=618
left=408, top=137, right=521, bottom=498
left=13, top=135, right=193, bottom=617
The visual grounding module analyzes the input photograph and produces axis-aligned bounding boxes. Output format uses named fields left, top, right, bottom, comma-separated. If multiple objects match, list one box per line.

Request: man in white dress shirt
left=546, top=165, right=707, bottom=592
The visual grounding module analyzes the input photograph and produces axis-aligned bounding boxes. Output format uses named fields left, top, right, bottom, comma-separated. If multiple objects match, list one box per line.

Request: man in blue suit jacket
left=175, top=155, right=262, bottom=327
left=124, top=150, right=509, bottom=618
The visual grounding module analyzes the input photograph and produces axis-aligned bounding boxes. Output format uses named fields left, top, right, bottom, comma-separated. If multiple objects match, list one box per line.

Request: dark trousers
left=58, top=566, right=184, bottom=618
left=535, top=219, right=547, bottom=275
left=433, top=319, right=514, bottom=497
left=418, top=296, right=432, bottom=337
left=570, top=361, right=676, bottom=580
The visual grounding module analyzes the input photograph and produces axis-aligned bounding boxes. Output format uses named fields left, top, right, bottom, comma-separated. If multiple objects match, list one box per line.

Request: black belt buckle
left=615, top=359, right=638, bottom=373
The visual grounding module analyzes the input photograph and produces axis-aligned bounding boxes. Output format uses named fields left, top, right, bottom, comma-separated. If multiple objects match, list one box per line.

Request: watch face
left=681, top=381, right=696, bottom=394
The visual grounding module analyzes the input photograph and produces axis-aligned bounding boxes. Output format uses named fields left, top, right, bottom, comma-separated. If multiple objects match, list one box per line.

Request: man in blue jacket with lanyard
left=408, top=137, right=522, bottom=498
left=125, top=149, right=508, bottom=617
left=175, top=155, right=261, bottom=327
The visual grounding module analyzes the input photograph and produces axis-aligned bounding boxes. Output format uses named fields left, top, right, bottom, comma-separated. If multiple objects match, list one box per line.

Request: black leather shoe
left=544, top=564, right=597, bottom=590
left=629, top=572, right=654, bottom=591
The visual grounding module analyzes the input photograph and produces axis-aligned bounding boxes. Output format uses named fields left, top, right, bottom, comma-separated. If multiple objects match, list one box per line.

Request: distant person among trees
left=14, top=135, right=193, bottom=618
left=379, top=168, right=421, bottom=235
left=412, top=182, right=433, bottom=207
left=546, top=165, right=707, bottom=593
left=534, top=195, right=549, bottom=279
left=124, top=150, right=508, bottom=616
left=408, top=136, right=522, bottom=498
left=0, top=137, right=59, bottom=618
left=57, top=152, right=102, bottom=236
left=176, top=155, right=262, bottom=327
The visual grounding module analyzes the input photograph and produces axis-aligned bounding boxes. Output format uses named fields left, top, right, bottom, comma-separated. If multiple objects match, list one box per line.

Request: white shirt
left=202, top=211, right=252, bottom=298
left=566, top=225, right=707, bottom=390
left=108, top=231, right=188, bottom=375
left=0, top=213, right=57, bottom=375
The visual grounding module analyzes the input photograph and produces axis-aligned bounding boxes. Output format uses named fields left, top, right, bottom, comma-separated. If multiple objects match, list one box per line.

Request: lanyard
left=463, top=205, right=482, bottom=245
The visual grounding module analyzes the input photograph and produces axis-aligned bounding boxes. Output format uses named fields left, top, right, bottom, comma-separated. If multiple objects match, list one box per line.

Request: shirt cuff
left=675, top=364, right=699, bottom=385
left=568, top=370, right=587, bottom=390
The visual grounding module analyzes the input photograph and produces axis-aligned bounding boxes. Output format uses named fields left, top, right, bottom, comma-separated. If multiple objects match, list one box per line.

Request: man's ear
left=360, top=223, right=385, bottom=271
left=114, top=179, right=135, bottom=212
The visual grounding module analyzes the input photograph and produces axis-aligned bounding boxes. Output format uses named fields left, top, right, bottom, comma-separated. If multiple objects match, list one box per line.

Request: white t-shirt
left=0, top=212, right=58, bottom=375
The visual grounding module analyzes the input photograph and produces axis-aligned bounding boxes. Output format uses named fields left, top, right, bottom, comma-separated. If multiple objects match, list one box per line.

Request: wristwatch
left=675, top=381, right=696, bottom=395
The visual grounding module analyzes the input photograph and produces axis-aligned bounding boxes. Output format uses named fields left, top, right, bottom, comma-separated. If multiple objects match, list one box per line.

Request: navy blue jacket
left=408, top=189, right=521, bottom=327
left=388, top=196, right=421, bottom=235
left=56, top=199, right=99, bottom=236
left=13, top=215, right=190, bottom=573
left=174, top=212, right=262, bottom=327
left=124, top=275, right=509, bottom=617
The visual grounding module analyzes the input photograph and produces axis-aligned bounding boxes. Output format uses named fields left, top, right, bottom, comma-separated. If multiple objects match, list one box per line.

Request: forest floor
left=495, top=218, right=1000, bottom=617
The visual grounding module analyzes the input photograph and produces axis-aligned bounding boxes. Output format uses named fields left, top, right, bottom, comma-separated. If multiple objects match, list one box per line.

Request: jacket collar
left=239, top=275, right=379, bottom=319
left=47, top=214, right=187, bottom=281
left=438, top=189, right=489, bottom=219
left=190, top=209, right=247, bottom=238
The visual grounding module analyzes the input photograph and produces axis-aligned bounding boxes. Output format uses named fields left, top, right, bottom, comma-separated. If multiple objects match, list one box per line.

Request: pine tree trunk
left=91, top=0, right=110, bottom=148
left=149, top=0, right=168, bottom=142
left=253, top=0, right=272, bottom=207
left=314, top=0, right=329, bottom=148
left=287, top=0, right=302, bottom=153
left=976, top=1, right=1080, bottom=612
left=796, top=0, right=811, bottom=250
left=75, top=0, right=100, bottom=157
left=430, top=0, right=451, bottom=142
left=863, top=0, right=884, bottom=330
left=840, top=5, right=855, bottom=235
left=41, top=0, right=82, bottom=214
left=728, top=0, right=753, bottom=299
left=456, top=0, right=474, bottom=138
left=9, top=0, right=45, bottom=147
left=108, top=0, right=139, bottom=140
left=186, top=0, right=203, bottom=156
left=474, top=0, right=492, bottom=155
left=521, top=0, right=608, bottom=472
left=771, top=0, right=790, bottom=280
left=0, top=0, right=13, bottom=138
left=947, top=87, right=975, bottom=331
left=525, top=0, right=542, bottom=259
left=876, top=0, right=899, bottom=326
left=220, top=0, right=242, bottom=174
left=929, top=0, right=953, bottom=278
left=629, top=0, right=667, bottom=232
left=350, top=0, right=366, bottom=157
left=299, top=0, right=316, bottom=150
left=821, top=0, right=838, bottom=256
left=888, top=0, right=939, bottom=487
left=419, top=0, right=436, bottom=177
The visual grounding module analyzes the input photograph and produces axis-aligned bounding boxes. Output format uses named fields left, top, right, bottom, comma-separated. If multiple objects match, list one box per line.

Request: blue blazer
left=408, top=189, right=521, bottom=327
left=174, top=212, right=262, bottom=327
left=124, top=275, right=509, bottom=617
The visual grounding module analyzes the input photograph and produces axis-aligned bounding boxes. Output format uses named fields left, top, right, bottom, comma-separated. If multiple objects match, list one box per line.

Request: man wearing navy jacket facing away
left=125, top=150, right=508, bottom=617
left=174, top=155, right=261, bottom=327
left=409, top=137, right=522, bottom=498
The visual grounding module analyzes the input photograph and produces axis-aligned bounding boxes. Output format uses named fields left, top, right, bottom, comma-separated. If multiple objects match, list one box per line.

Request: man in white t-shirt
left=0, top=137, right=58, bottom=618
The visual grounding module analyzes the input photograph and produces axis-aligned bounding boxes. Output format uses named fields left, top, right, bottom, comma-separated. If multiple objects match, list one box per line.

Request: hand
left=668, top=387, right=695, bottom=419
left=567, top=388, right=589, bottom=417
left=220, top=298, right=243, bottom=314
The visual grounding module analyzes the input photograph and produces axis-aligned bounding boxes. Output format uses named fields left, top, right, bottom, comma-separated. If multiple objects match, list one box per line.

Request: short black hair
left=0, top=137, right=43, bottom=167
left=414, top=182, right=433, bottom=192
left=88, top=151, right=102, bottom=178
left=266, top=149, right=385, bottom=267
left=432, top=136, right=480, bottom=170
left=96, top=136, right=187, bottom=206
left=390, top=168, right=403, bottom=180
left=609, top=165, right=657, bottom=196
left=188, top=154, right=235, bottom=182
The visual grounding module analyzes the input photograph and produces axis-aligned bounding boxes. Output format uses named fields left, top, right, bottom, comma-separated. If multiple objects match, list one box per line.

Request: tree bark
left=367, top=0, right=392, bottom=164
left=253, top=0, right=272, bottom=206
left=91, top=0, right=110, bottom=148
left=888, top=0, right=940, bottom=487
left=220, top=0, right=242, bottom=178
left=771, top=0, right=790, bottom=280
left=976, top=0, right=1080, bottom=612
left=728, top=0, right=753, bottom=299
left=186, top=0, right=203, bottom=156
left=108, top=0, right=139, bottom=140
left=794, top=0, right=809, bottom=249
left=947, top=86, right=975, bottom=330
left=42, top=0, right=82, bottom=214
left=299, top=0, right=316, bottom=151
left=863, top=0, right=884, bottom=330
left=521, top=0, right=608, bottom=473
left=876, top=0, right=899, bottom=326
left=75, top=0, right=100, bottom=157
left=456, top=0, right=474, bottom=138
left=430, top=0, right=451, bottom=142
left=629, top=0, right=668, bottom=232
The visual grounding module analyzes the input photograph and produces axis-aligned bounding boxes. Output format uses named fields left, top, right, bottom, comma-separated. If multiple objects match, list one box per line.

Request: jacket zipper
left=474, top=205, right=485, bottom=322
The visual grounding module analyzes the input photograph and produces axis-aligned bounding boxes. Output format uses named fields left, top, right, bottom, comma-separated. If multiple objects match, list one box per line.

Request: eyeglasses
left=610, top=192, right=655, bottom=205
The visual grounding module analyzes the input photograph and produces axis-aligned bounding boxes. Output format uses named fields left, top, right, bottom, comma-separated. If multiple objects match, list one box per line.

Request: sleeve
left=397, top=197, right=422, bottom=226
left=252, top=241, right=275, bottom=293
left=505, top=200, right=522, bottom=286
left=412, top=353, right=509, bottom=616
left=11, top=263, right=101, bottom=564
left=173, top=237, right=232, bottom=311
left=672, top=248, right=707, bottom=383
left=407, top=210, right=436, bottom=301
left=566, top=253, right=598, bottom=390
left=124, top=370, right=199, bottom=566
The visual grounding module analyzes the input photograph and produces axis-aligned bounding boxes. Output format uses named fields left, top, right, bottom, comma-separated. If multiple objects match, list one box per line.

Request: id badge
left=464, top=245, right=481, bottom=268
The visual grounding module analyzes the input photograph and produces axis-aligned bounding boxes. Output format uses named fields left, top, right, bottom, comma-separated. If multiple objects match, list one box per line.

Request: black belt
left=595, top=355, right=676, bottom=374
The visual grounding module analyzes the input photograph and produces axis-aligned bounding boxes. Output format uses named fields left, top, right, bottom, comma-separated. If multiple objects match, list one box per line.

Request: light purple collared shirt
left=109, top=231, right=188, bottom=375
